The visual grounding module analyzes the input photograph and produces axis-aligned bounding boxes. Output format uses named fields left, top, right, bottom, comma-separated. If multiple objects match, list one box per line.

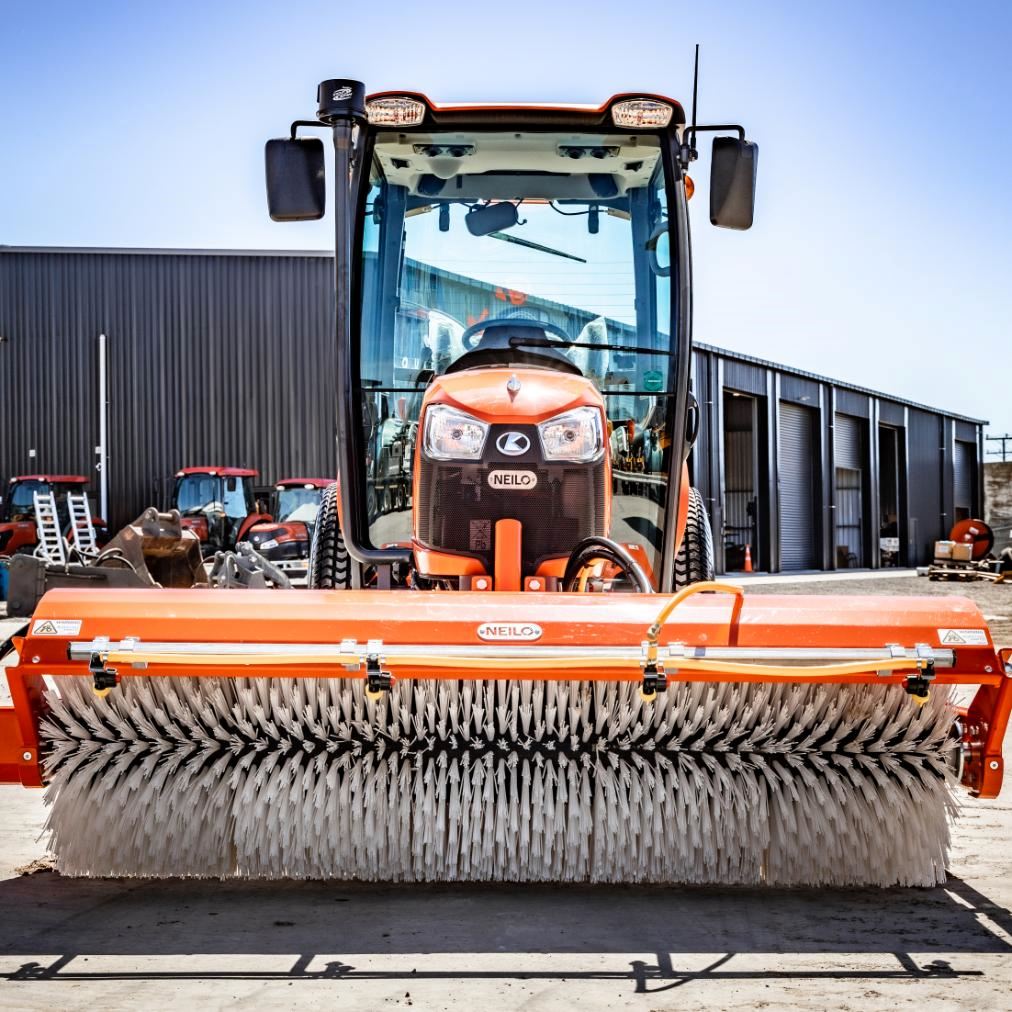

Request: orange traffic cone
left=743, top=545, right=753, bottom=573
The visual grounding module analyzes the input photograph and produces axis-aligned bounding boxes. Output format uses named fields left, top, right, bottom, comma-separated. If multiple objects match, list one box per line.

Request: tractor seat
left=444, top=324, right=583, bottom=376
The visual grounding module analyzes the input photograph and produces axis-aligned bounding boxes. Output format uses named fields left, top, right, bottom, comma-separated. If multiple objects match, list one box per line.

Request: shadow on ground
left=1, top=872, right=1009, bottom=990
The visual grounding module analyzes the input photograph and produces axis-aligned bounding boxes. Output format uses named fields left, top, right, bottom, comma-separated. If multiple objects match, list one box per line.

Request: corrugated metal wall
left=0, top=250, right=336, bottom=526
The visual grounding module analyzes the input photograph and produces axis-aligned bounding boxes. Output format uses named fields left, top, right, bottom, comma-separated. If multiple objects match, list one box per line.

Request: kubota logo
left=496, top=431, right=530, bottom=455
left=488, top=470, right=537, bottom=490
left=477, top=622, right=543, bottom=642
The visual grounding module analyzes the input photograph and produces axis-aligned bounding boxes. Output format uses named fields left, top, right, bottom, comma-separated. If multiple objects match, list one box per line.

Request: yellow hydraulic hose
left=647, top=580, right=745, bottom=639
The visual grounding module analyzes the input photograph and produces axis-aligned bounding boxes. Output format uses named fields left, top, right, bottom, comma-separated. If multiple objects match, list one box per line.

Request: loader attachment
left=97, top=508, right=209, bottom=588
left=3, top=585, right=1009, bottom=885
left=5, top=509, right=207, bottom=617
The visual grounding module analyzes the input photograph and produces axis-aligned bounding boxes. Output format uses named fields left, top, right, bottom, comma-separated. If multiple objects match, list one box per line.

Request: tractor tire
left=308, top=482, right=352, bottom=589
left=673, top=486, right=714, bottom=588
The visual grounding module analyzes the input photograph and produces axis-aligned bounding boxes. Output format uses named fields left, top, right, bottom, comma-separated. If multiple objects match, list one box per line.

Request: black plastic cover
left=709, top=137, right=758, bottom=231
left=265, top=138, right=326, bottom=222
left=465, top=201, right=519, bottom=236
left=317, top=79, right=366, bottom=124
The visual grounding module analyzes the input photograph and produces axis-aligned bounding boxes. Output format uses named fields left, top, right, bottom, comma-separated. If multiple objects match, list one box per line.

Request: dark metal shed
left=0, top=246, right=986, bottom=569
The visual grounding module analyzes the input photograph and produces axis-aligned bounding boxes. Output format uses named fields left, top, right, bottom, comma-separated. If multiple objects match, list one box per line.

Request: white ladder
left=67, top=491, right=98, bottom=556
left=32, top=491, right=68, bottom=564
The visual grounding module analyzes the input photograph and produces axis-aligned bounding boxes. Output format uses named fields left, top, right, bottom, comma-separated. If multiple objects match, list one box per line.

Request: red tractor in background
left=0, top=475, right=106, bottom=557
left=170, top=467, right=271, bottom=556
left=242, top=477, right=330, bottom=581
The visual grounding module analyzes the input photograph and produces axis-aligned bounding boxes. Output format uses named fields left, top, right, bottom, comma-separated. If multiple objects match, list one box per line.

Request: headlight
left=424, top=405, right=489, bottom=460
left=538, top=407, right=604, bottom=462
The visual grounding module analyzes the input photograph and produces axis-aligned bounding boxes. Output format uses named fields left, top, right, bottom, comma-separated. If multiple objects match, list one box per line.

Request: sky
left=2, top=0, right=1011, bottom=444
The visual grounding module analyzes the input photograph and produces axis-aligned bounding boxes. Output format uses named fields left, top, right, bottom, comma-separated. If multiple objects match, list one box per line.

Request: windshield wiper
left=488, top=231, right=587, bottom=263
left=509, top=336, right=672, bottom=357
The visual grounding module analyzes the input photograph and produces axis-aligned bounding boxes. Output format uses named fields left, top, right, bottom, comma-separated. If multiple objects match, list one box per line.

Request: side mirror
left=265, top=138, right=326, bottom=222
left=645, top=221, right=670, bottom=277
left=710, top=137, right=758, bottom=230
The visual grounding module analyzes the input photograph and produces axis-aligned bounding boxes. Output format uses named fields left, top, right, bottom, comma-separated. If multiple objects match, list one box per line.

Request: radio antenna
left=690, top=44, right=700, bottom=158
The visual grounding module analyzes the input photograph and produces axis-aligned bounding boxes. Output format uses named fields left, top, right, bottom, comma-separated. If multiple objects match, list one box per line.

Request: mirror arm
left=289, top=119, right=325, bottom=140
left=679, top=124, right=746, bottom=167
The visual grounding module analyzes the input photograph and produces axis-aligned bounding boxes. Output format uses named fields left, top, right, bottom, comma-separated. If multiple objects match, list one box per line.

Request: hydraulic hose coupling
left=89, top=651, right=119, bottom=697
left=905, top=658, right=935, bottom=706
left=641, top=581, right=745, bottom=701
left=365, top=654, right=394, bottom=700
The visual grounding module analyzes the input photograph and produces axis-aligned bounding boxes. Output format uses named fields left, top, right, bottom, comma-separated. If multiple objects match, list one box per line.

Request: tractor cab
left=170, top=467, right=266, bottom=555
left=0, top=475, right=91, bottom=556
left=267, top=84, right=757, bottom=591
left=243, top=478, right=330, bottom=580
left=358, top=119, right=677, bottom=587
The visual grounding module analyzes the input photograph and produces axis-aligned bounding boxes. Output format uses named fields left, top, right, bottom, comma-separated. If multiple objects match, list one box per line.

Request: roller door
left=953, top=441, right=974, bottom=518
left=778, top=403, right=817, bottom=570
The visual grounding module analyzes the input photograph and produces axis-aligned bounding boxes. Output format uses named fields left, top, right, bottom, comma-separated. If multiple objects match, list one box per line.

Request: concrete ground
left=741, top=571, right=1012, bottom=646
left=1, top=575, right=1011, bottom=1010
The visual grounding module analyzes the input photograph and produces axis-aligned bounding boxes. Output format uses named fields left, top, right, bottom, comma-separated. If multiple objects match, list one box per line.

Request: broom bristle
left=39, top=676, right=958, bottom=885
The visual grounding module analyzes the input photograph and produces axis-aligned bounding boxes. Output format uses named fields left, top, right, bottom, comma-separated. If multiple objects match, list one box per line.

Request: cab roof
left=10, top=474, right=88, bottom=485
left=175, top=467, right=258, bottom=478
left=275, top=477, right=332, bottom=489
left=366, top=92, right=686, bottom=129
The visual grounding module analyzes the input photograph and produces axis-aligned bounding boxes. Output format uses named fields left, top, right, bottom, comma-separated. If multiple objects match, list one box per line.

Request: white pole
left=98, top=333, right=108, bottom=520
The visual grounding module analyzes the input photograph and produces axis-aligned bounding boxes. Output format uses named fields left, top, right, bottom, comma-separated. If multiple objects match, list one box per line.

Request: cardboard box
left=934, top=541, right=955, bottom=560
left=952, top=542, right=974, bottom=562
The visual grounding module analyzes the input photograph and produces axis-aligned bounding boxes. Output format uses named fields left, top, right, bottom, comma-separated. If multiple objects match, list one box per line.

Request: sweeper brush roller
left=42, top=676, right=958, bottom=884
left=3, top=585, right=1011, bottom=886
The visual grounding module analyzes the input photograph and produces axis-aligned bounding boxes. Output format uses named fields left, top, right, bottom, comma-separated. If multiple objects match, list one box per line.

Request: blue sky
left=3, top=0, right=1011, bottom=442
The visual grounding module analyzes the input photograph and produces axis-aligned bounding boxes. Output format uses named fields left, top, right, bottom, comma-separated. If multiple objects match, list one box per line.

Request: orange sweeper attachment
left=2, top=81, right=1009, bottom=885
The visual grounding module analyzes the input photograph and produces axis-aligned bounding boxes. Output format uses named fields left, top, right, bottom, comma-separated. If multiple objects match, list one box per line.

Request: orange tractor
left=1, top=80, right=1008, bottom=885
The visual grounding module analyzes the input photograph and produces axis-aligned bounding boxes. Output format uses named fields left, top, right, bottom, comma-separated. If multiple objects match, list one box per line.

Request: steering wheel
left=460, top=315, right=571, bottom=349
left=185, top=500, right=222, bottom=515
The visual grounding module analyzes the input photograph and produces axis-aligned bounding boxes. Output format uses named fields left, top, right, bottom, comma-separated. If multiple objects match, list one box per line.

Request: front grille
left=416, top=423, right=607, bottom=575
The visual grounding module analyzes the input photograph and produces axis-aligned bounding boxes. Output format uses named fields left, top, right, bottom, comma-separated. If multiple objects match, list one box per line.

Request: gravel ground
left=1, top=577, right=1010, bottom=1010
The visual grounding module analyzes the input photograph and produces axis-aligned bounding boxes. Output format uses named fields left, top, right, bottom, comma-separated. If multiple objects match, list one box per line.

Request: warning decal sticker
left=938, top=628, right=989, bottom=646
left=32, top=619, right=82, bottom=636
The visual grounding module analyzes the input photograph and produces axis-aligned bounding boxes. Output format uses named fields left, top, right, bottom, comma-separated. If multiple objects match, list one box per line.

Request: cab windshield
left=2, top=480, right=80, bottom=525
left=174, top=475, right=254, bottom=520
left=276, top=487, right=322, bottom=525
left=4, top=479, right=50, bottom=522
left=359, top=128, right=675, bottom=571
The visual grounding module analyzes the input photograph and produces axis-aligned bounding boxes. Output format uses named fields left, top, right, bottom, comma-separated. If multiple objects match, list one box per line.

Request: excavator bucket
left=2, top=583, right=1009, bottom=884
left=98, top=507, right=209, bottom=589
